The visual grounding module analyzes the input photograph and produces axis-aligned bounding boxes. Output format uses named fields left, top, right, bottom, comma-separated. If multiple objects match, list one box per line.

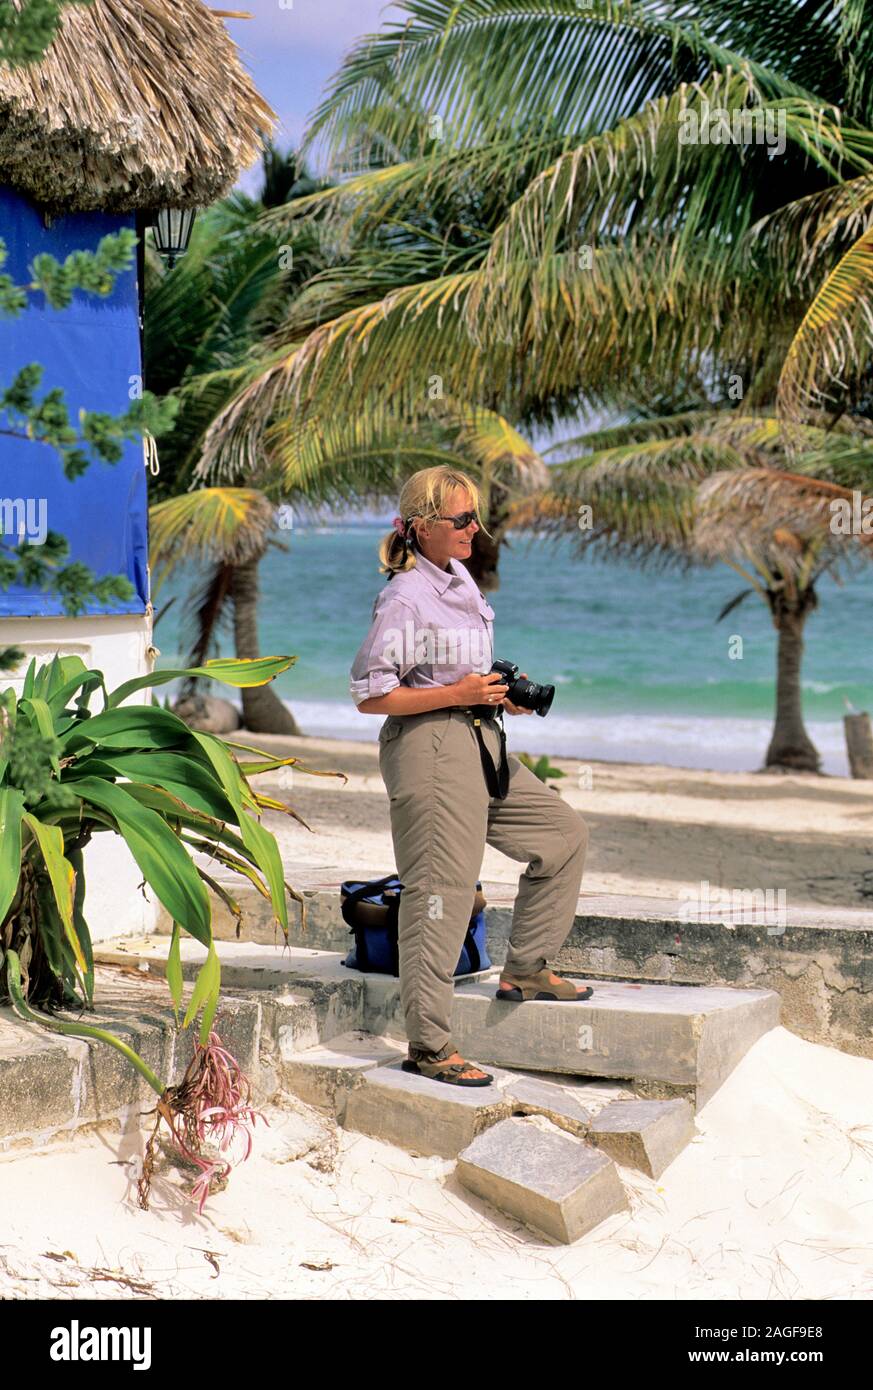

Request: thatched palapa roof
left=0, top=0, right=275, bottom=214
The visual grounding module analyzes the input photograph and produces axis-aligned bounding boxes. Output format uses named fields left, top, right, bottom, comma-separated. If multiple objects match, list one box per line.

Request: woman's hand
left=451, top=671, right=509, bottom=706
left=505, top=673, right=535, bottom=716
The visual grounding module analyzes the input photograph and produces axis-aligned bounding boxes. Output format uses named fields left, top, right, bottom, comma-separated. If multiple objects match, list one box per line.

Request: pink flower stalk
left=139, top=1031, right=268, bottom=1214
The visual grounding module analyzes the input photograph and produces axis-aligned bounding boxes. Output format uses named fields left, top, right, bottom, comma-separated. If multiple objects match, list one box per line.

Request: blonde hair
left=378, top=466, right=491, bottom=578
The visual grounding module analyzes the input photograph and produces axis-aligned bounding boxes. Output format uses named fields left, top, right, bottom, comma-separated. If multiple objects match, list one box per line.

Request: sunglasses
left=434, top=510, right=479, bottom=530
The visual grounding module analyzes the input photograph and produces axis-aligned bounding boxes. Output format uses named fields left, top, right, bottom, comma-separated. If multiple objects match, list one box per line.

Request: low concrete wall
left=157, top=884, right=873, bottom=1062
left=555, top=908, right=873, bottom=1062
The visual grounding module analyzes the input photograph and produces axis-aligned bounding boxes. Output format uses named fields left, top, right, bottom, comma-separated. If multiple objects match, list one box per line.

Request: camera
left=490, top=659, right=555, bottom=717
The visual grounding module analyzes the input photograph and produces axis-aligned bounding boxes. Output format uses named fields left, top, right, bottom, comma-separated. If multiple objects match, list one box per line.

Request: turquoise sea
left=154, top=526, right=873, bottom=775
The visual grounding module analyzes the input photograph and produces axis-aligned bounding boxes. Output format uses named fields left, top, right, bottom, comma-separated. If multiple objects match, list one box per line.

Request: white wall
left=3, top=610, right=160, bottom=942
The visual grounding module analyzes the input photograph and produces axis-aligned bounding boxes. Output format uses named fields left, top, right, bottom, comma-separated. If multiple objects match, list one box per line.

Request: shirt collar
left=413, top=549, right=465, bottom=594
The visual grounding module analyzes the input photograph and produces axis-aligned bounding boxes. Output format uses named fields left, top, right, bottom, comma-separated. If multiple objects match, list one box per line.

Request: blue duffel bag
left=340, top=874, right=491, bottom=977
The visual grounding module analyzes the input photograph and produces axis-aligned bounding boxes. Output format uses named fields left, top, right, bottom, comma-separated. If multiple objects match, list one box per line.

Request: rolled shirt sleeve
left=349, top=595, right=415, bottom=706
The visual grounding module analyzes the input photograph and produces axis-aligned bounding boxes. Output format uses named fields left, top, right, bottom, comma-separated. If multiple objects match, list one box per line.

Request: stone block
left=260, top=992, right=323, bottom=1058
left=587, top=1098, right=696, bottom=1178
left=456, top=1115, right=629, bottom=1243
left=73, top=1012, right=171, bottom=1122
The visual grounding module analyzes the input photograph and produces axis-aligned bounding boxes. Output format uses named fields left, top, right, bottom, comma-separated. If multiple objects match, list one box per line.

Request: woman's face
left=413, top=486, right=479, bottom=569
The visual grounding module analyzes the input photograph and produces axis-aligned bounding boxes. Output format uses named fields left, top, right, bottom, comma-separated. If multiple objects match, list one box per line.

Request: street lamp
left=151, top=208, right=197, bottom=269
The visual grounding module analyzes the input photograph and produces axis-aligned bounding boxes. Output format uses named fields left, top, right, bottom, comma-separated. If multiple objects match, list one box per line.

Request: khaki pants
left=378, top=707, right=589, bottom=1059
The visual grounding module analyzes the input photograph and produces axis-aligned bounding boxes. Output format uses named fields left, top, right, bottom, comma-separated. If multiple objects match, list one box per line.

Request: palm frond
left=304, top=0, right=826, bottom=167
left=694, top=466, right=873, bottom=579
left=149, top=489, right=276, bottom=591
left=777, top=227, right=873, bottom=423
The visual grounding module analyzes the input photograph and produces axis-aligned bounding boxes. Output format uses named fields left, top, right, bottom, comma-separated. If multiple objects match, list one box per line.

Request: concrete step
left=155, top=875, right=872, bottom=1060
left=339, top=1048, right=696, bottom=1177
left=343, top=1059, right=513, bottom=1159
left=277, top=1031, right=407, bottom=1118
left=456, top=1116, right=629, bottom=1244
left=587, top=1098, right=696, bottom=1179
left=98, top=939, right=779, bottom=1109
left=366, top=968, right=780, bottom=1109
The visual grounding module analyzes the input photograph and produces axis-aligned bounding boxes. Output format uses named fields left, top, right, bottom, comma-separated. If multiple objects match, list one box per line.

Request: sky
left=226, top=0, right=403, bottom=188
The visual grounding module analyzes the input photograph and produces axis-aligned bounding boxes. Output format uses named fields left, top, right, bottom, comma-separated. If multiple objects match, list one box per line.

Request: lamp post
left=151, top=208, right=197, bottom=269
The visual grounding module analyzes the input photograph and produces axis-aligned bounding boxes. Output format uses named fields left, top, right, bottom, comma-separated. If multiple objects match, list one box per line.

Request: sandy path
left=234, top=731, right=873, bottom=910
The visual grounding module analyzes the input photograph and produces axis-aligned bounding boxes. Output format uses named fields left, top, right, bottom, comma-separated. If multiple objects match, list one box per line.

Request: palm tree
left=144, top=144, right=328, bottom=733
left=146, top=142, right=550, bottom=730
left=148, top=486, right=301, bottom=733
left=509, top=409, right=873, bottom=770
left=191, top=5, right=870, bottom=440
left=188, top=2, right=873, bottom=760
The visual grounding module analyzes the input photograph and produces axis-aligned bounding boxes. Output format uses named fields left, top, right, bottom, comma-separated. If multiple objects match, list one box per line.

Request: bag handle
left=340, top=874, right=401, bottom=930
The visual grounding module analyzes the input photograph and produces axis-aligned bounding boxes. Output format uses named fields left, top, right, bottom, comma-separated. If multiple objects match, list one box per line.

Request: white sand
left=241, top=731, right=873, bottom=911
left=2, top=1026, right=871, bottom=1300
left=6, top=734, right=869, bottom=1299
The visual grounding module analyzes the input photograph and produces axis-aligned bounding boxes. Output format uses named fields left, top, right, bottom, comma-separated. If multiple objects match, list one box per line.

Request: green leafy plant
left=0, top=650, right=331, bottom=1208
left=517, top=752, right=567, bottom=789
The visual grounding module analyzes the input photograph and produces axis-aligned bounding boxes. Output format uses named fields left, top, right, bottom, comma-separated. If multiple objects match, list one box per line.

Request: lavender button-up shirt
left=350, top=550, right=496, bottom=706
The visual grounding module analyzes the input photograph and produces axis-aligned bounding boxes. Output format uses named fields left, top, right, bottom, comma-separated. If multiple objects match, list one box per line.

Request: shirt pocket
left=476, top=593, right=496, bottom=623
left=475, top=593, right=495, bottom=668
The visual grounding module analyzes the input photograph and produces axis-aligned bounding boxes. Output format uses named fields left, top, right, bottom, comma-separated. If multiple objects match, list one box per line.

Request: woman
left=350, top=466, right=592, bottom=1087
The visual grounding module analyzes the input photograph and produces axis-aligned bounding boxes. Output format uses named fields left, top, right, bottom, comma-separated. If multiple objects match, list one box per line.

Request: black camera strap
left=462, top=706, right=510, bottom=800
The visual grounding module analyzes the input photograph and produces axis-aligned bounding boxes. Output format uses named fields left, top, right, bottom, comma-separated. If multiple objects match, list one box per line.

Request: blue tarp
left=0, top=187, right=148, bottom=617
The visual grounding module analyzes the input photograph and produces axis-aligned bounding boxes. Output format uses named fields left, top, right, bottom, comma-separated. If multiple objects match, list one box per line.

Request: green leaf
left=199, top=980, right=220, bottom=1046
left=72, top=778, right=212, bottom=946
left=32, top=654, right=59, bottom=700
left=119, top=783, right=253, bottom=858
left=189, top=731, right=289, bottom=935
left=166, top=921, right=183, bottom=1025
left=21, top=811, right=85, bottom=972
left=75, top=750, right=237, bottom=822
left=182, top=942, right=220, bottom=1032
left=107, top=656, right=296, bottom=708
left=34, top=875, right=65, bottom=979
left=46, top=669, right=108, bottom=721
left=0, top=788, right=24, bottom=927
left=68, top=847, right=94, bottom=1008
left=21, top=658, right=36, bottom=700
left=19, top=697, right=59, bottom=773
left=59, top=705, right=195, bottom=753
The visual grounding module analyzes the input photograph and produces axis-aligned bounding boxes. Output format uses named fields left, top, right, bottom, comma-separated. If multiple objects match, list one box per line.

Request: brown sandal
left=402, top=1049, right=493, bottom=1086
left=496, top=968, right=593, bottom=1002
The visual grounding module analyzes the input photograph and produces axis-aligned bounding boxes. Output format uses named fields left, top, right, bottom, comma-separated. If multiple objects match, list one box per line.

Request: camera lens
left=512, top=677, right=554, bottom=716
left=490, top=661, right=554, bottom=716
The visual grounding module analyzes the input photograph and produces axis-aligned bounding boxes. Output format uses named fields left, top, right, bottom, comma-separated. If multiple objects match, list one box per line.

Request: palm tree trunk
left=765, top=591, right=820, bottom=772
left=468, top=484, right=511, bottom=592
left=231, top=552, right=301, bottom=735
